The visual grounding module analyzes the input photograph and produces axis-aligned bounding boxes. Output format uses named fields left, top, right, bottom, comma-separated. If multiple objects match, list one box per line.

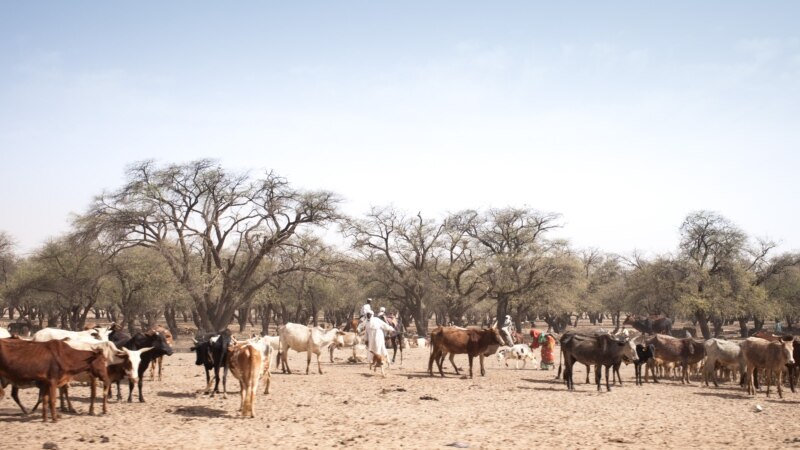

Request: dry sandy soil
left=3, top=331, right=800, bottom=450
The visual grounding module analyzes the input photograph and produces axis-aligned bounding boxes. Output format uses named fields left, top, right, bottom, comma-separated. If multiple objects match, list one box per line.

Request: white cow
left=329, top=331, right=361, bottom=363
left=278, top=323, right=344, bottom=375
left=32, top=326, right=113, bottom=342
left=496, top=344, right=535, bottom=369
left=703, top=338, right=745, bottom=387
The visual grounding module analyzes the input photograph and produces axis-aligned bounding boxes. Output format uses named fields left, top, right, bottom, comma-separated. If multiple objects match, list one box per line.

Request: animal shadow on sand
left=693, top=391, right=747, bottom=400
left=172, top=406, right=226, bottom=418
left=766, top=398, right=800, bottom=405
left=404, top=372, right=446, bottom=379
left=0, top=412, right=45, bottom=423
left=157, top=391, right=195, bottom=399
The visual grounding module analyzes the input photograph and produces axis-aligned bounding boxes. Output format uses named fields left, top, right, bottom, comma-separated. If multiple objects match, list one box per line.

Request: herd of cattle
left=0, top=318, right=798, bottom=422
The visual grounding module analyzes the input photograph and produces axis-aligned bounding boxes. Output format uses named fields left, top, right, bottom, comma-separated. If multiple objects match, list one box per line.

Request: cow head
left=116, top=347, right=154, bottom=382
left=622, top=315, right=636, bottom=326
left=621, top=338, right=639, bottom=364
left=153, top=332, right=175, bottom=357
left=781, top=336, right=795, bottom=366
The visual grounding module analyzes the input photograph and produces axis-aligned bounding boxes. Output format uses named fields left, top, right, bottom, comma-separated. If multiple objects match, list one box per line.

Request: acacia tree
left=0, top=232, right=17, bottom=318
left=461, top=207, right=562, bottom=328
left=345, top=207, right=444, bottom=336
left=429, top=212, right=486, bottom=326
left=106, top=247, right=188, bottom=334
left=11, top=237, right=112, bottom=330
left=78, top=160, right=340, bottom=331
left=679, top=211, right=752, bottom=339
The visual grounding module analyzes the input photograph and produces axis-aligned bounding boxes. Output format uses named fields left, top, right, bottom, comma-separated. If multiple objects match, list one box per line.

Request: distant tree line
left=1, top=160, right=798, bottom=339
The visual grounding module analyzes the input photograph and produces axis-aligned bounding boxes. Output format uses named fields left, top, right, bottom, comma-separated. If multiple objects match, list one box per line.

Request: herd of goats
left=0, top=312, right=798, bottom=422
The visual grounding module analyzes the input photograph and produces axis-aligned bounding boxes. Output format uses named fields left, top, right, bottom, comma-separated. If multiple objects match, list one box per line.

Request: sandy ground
left=3, top=335, right=800, bottom=450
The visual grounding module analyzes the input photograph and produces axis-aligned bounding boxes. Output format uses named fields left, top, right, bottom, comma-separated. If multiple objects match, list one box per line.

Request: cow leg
left=204, top=367, right=213, bottom=394
left=47, top=383, right=58, bottom=423
left=480, top=354, right=486, bottom=376
left=59, top=385, right=76, bottom=413
left=222, top=365, right=228, bottom=399
left=585, top=364, right=591, bottom=384
left=11, top=385, right=30, bottom=415
left=306, top=351, right=312, bottom=375
left=605, top=366, right=612, bottom=392
left=427, top=349, right=437, bottom=376
left=281, top=348, right=291, bottom=374
left=468, top=355, right=474, bottom=379
left=89, top=378, right=96, bottom=415
left=449, top=353, right=459, bottom=375
left=158, top=356, right=164, bottom=381
left=594, top=365, right=602, bottom=391
left=766, top=369, right=773, bottom=397
left=316, top=351, right=323, bottom=375
left=329, top=344, right=335, bottom=363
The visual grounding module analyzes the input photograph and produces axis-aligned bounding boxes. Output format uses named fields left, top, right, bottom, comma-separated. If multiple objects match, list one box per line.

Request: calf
left=741, top=336, right=795, bottom=399
left=496, top=344, right=535, bottom=369
left=428, top=326, right=505, bottom=378
left=0, top=338, right=110, bottom=422
left=633, top=343, right=656, bottom=386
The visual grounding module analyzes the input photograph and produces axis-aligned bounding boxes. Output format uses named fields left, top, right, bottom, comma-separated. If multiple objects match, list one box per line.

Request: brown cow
left=0, top=338, right=110, bottom=422
left=428, top=326, right=504, bottom=378
left=741, top=336, right=795, bottom=399
left=227, top=342, right=263, bottom=418
left=645, top=334, right=705, bottom=384
left=148, top=325, right=174, bottom=381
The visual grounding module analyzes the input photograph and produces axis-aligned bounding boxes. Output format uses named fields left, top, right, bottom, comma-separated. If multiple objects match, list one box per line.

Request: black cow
left=114, top=330, right=174, bottom=402
left=560, top=333, right=638, bottom=391
left=190, top=329, right=233, bottom=398
left=623, top=314, right=673, bottom=335
left=633, top=343, right=656, bottom=385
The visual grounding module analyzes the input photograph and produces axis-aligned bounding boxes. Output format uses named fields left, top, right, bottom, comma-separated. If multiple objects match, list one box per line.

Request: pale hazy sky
left=1, top=2, right=798, bottom=256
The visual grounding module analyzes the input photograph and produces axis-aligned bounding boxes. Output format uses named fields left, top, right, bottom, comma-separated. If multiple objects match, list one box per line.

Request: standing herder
left=500, top=314, right=515, bottom=346
left=360, top=298, right=374, bottom=319
left=365, top=312, right=395, bottom=365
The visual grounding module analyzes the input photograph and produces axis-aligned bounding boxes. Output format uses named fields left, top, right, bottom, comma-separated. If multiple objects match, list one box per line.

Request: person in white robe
left=365, top=312, right=395, bottom=364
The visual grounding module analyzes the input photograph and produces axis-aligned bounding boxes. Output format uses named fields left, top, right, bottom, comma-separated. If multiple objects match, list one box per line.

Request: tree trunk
left=738, top=316, right=749, bottom=338
left=413, top=309, right=427, bottom=337
left=164, top=305, right=179, bottom=340
left=712, top=317, right=724, bottom=338
left=260, top=303, right=273, bottom=336
left=495, top=294, right=509, bottom=331
left=695, top=311, right=711, bottom=340
left=237, top=304, right=250, bottom=333
left=753, top=316, right=765, bottom=333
